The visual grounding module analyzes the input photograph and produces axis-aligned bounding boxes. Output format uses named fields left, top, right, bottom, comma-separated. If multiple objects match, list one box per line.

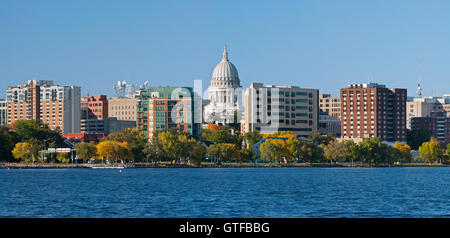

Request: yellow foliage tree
left=96, top=141, right=115, bottom=163
left=262, top=131, right=297, bottom=139
left=114, top=141, right=134, bottom=163
left=96, top=140, right=134, bottom=163
left=12, top=142, right=34, bottom=163
left=393, top=142, right=412, bottom=163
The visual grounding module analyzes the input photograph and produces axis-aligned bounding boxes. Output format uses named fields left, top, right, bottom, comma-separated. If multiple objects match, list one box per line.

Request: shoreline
left=1, top=163, right=448, bottom=169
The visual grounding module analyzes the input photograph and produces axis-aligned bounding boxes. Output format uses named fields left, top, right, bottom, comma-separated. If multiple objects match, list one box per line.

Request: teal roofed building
left=137, top=86, right=201, bottom=141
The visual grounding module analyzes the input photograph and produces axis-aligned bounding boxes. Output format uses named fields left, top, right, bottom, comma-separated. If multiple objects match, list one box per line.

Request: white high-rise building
left=204, top=46, right=243, bottom=124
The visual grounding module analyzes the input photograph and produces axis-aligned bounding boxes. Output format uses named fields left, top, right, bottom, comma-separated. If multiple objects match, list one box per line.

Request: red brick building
left=81, top=95, right=108, bottom=120
left=340, top=83, right=407, bottom=142
left=411, top=111, right=450, bottom=145
left=64, top=133, right=105, bottom=143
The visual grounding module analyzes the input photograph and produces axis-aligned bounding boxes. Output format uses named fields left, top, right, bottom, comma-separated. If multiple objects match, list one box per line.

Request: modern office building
left=137, top=86, right=201, bottom=140
left=319, top=94, right=341, bottom=119
left=0, top=99, right=6, bottom=126
left=411, top=111, right=450, bottom=145
left=244, top=83, right=319, bottom=137
left=319, top=113, right=341, bottom=137
left=81, top=95, right=135, bottom=134
left=340, top=83, right=407, bottom=142
left=5, top=79, right=81, bottom=133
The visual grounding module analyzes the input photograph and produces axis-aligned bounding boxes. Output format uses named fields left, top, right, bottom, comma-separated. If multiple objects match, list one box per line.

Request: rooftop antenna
left=417, top=57, right=423, bottom=98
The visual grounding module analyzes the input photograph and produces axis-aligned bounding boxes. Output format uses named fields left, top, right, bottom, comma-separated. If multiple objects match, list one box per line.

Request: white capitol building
left=204, top=45, right=243, bottom=124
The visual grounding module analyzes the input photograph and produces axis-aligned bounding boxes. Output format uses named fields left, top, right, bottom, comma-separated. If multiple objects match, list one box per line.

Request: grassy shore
left=1, top=161, right=448, bottom=169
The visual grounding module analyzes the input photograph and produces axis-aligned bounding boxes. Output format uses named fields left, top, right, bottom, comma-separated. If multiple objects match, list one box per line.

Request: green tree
left=297, top=141, right=323, bottom=163
left=205, top=126, right=236, bottom=144
left=206, top=143, right=240, bottom=163
left=74, top=142, right=97, bottom=163
left=12, top=120, right=65, bottom=148
left=106, top=128, right=147, bottom=162
left=243, top=131, right=262, bottom=149
left=308, top=132, right=336, bottom=146
left=56, top=153, right=70, bottom=163
left=407, top=128, right=431, bottom=150
left=260, top=142, right=283, bottom=163
left=143, top=138, right=165, bottom=163
left=0, top=126, right=18, bottom=162
left=392, top=142, right=412, bottom=163
left=189, top=141, right=206, bottom=166
left=157, top=130, right=182, bottom=163
left=240, top=148, right=257, bottom=162
left=323, top=140, right=348, bottom=163
left=357, top=138, right=399, bottom=166
left=207, top=143, right=225, bottom=163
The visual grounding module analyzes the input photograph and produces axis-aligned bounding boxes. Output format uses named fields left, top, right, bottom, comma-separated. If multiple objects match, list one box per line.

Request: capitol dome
left=210, top=45, right=241, bottom=88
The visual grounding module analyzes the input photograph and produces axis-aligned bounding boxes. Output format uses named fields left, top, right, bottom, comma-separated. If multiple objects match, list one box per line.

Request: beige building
left=6, top=80, right=81, bottom=133
left=319, top=94, right=341, bottom=119
left=406, top=95, right=450, bottom=129
left=108, top=97, right=137, bottom=121
left=244, top=83, right=319, bottom=137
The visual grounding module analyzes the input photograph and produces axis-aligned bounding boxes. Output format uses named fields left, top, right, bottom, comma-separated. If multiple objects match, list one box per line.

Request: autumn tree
left=419, top=141, right=442, bottom=163
left=207, top=143, right=240, bottom=163
left=392, top=142, right=412, bottom=163
left=106, top=128, right=146, bottom=162
left=56, top=153, right=70, bottom=163
left=96, top=141, right=116, bottom=163
left=113, top=141, right=134, bottom=163
left=259, top=138, right=292, bottom=163
left=12, top=142, right=33, bottom=163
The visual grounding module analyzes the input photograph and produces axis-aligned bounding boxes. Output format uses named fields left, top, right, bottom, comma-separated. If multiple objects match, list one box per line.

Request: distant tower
left=417, top=57, right=423, bottom=98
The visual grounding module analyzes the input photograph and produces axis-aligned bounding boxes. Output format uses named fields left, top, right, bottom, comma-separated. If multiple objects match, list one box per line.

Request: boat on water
left=90, top=164, right=135, bottom=169
left=91, top=166, right=125, bottom=169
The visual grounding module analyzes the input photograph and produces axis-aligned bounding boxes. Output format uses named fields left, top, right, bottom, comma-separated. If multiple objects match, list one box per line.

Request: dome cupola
left=210, top=45, right=241, bottom=88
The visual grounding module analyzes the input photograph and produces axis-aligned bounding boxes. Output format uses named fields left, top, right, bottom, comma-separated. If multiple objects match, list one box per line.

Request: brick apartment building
left=340, top=83, right=407, bottom=142
left=411, top=111, right=450, bottom=145
left=6, top=79, right=81, bottom=133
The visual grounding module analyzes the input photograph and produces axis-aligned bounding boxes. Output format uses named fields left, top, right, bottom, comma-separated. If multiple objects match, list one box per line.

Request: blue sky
left=1, top=0, right=450, bottom=97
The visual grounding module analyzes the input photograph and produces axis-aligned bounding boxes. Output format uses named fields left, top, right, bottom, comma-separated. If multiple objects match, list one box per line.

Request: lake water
left=0, top=167, right=449, bottom=218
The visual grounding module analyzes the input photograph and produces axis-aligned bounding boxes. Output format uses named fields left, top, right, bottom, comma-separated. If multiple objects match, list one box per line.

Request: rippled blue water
left=0, top=167, right=449, bottom=218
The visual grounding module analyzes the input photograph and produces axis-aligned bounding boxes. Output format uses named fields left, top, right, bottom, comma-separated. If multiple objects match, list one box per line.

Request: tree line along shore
left=1, top=120, right=449, bottom=168
left=1, top=162, right=449, bottom=169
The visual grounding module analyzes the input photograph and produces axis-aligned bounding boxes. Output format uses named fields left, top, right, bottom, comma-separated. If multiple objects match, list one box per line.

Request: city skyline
left=2, top=1, right=450, bottom=98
